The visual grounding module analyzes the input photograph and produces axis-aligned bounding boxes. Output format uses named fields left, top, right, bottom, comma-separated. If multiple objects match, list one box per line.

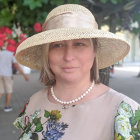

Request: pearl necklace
left=50, top=81, right=95, bottom=105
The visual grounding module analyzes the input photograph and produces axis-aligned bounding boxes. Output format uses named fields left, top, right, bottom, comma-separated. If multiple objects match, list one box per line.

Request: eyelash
left=50, top=42, right=86, bottom=49
left=74, top=43, right=85, bottom=46
left=50, top=44, right=63, bottom=48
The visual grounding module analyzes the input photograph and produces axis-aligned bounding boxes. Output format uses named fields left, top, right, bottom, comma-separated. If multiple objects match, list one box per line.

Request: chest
left=34, top=104, right=116, bottom=140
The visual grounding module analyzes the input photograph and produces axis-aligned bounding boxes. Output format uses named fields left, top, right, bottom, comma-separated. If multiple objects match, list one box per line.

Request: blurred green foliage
left=0, top=0, right=140, bottom=36
left=0, top=0, right=80, bottom=35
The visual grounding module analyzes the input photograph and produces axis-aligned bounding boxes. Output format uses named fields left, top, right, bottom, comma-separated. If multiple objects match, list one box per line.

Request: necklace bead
left=50, top=81, right=95, bottom=105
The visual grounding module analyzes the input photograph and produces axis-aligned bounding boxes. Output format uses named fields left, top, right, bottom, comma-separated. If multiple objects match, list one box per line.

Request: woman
left=14, top=4, right=140, bottom=140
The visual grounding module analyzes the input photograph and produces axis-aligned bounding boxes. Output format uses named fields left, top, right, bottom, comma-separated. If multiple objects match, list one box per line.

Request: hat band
left=42, top=12, right=98, bottom=31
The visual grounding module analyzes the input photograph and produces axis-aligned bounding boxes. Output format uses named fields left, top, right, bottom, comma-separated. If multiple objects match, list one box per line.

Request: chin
left=59, top=74, right=81, bottom=83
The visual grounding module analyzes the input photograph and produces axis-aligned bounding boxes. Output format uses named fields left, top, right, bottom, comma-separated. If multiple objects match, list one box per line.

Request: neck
left=52, top=78, right=92, bottom=102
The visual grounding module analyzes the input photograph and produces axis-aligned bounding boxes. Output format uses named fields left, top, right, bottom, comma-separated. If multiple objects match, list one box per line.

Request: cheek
left=48, top=51, right=58, bottom=64
left=82, top=52, right=95, bottom=68
left=48, top=51, right=62, bottom=70
left=48, top=52, right=56, bottom=71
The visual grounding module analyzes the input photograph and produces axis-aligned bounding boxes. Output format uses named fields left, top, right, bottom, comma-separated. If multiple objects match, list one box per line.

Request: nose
left=63, top=46, right=75, bottom=61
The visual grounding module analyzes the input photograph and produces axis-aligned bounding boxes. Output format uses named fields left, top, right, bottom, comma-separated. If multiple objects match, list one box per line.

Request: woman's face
left=48, top=39, right=96, bottom=83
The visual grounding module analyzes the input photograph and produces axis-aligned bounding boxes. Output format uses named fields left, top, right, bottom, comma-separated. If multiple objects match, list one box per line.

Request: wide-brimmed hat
left=15, top=4, right=130, bottom=70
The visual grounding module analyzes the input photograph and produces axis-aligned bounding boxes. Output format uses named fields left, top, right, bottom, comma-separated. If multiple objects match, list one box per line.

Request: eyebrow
left=73, top=39, right=91, bottom=44
left=50, top=41, right=64, bottom=44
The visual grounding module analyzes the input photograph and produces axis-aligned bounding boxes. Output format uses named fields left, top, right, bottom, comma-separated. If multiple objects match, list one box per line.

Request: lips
left=62, top=67, right=78, bottom=72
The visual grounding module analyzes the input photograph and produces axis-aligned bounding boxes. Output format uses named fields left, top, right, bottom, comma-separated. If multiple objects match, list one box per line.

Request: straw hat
left=15, top=4, right=130, bottom=70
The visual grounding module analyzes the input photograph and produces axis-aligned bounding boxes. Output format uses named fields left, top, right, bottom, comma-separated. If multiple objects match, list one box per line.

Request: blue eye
left=50, top=43, right=63, bottom=48
left=75, top=43, right=85, bottom=46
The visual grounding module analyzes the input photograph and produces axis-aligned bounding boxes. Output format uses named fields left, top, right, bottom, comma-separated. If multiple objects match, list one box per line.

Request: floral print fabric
left=13, top=89, right=140, bottom=140
left=14, top=102, right=68, bottom=140
left=115, top=101, right=140, bottom=140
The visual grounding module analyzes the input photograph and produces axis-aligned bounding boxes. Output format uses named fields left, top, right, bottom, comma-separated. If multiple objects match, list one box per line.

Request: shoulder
left=107, top=88, right=126, bottom=100
left=30, top=88, right=47, bottom=101
left=94, top=83, right=125, bottom=101
left=107, top=88, right=139, bottom=108
left=108, top=88, right=139, bottom=108
left=95, top=83, right=126, bottom=105
left=97, top=86, right=139, bottom=111
left=4, top=50, right=12, bottom=54
left=2, top=50, right=14, bottom=57
left=25, top=88, right=48, bottom=114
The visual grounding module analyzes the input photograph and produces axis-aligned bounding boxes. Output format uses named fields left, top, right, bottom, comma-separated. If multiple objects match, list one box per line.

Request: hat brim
left=15, top=28, right=130, bottom=70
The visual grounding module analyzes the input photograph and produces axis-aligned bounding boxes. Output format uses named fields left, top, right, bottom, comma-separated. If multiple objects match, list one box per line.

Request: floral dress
left=14, top=103, right=68, bottom=140
left=14, top=88, right=140, bottom=140
left=115, top=101, right=140, bottom=140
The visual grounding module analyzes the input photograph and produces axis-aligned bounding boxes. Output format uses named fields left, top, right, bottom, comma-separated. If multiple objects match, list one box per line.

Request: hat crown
left=42, top=4, right=98, bottom=31
left=46, top=4, right=94, bottom=21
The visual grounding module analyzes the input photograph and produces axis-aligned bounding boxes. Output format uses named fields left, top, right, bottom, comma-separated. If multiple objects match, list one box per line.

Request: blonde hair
left=40, top=39, right=100, bottom=86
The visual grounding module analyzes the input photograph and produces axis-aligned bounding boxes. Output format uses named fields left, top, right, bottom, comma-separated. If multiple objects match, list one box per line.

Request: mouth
left=62, top=67, right=78, bottom=72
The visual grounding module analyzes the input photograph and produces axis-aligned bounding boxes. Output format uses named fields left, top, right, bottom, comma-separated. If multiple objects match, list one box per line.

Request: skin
left=47, top=39, right=109, bottom=103
left=49, top=39, right=95, bottom=84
